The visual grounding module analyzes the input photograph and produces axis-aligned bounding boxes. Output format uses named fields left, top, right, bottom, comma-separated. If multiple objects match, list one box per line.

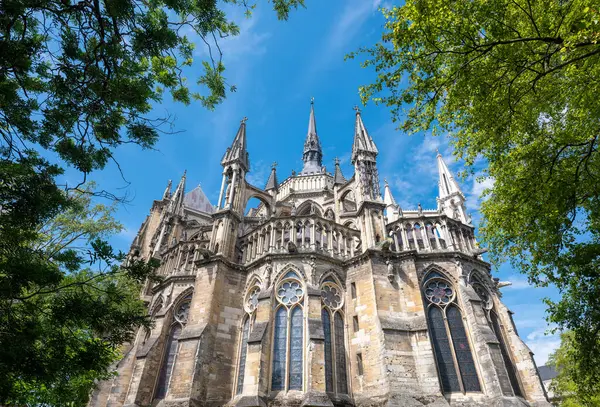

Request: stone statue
left=418, top=203, right=423, bottom=216
left=386, top=260, right=395, bottom=283
left=263, top=263, right=273, bottom=289
left=291, top=202, right=297, bottom=216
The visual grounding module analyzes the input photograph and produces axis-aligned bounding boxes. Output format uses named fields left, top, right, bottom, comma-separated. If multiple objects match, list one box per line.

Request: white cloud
left=527, top=330, right=561, bottom=366
left=246, top=159, right=270, bottom=187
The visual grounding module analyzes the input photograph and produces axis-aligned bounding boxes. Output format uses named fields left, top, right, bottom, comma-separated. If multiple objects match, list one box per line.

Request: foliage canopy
left=1, top=0, right=303, bottom=403
left=351, top=0, right=600, bottom=395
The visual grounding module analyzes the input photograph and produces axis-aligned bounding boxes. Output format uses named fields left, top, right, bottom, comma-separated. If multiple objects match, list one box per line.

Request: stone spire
left=168, top=170, right=186, bottom=215
left=333, top=157, right=346, bottom=185
left=265, top=162, right=279, bottom=192
left=301, top=98, right=323, bottom=174
left=437, top=150, right=463, bottom=199
left=222, top=117, right=250, bottom=171
left=351, top=106, right=378, bottom=164
left=436, top=151, right=467, bottom=222
left=162, top=179, right=172, bottom=199
left=383, top=179, right=397, bottom=207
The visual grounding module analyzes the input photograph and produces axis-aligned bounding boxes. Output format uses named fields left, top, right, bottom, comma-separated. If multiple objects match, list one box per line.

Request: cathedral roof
left=221, top=118, right=250, bottom=171
left=184, top=184, right=214, bottom=214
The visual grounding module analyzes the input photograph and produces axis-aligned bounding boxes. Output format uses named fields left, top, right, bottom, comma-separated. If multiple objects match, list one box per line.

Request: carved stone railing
left=386, top=214, right=480, bottom=256
left=239, top=215, right=361, bottom=265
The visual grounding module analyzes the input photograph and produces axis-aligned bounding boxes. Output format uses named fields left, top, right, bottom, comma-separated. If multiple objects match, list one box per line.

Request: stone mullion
left=392, top=231, right=400, bottom=252
left=304, top=287, right=334, bottom=407
left=236, top=290, right=272, bottom=407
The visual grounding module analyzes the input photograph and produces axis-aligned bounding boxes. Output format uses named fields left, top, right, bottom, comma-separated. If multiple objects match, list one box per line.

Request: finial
left=271, top=161, right=278, bottom=169
left=436, top=148, right=442, bottom=157
left=241, top=116, right=248, bottom=124
left=334, top=157, right=340, bottom=165
left=183, top=169, right=187, bottom=176
left=311, top=96, right=314, bottom=105
left=353, top=105, right=361, bottom=114
left=384, top=178, right=388, bottom=185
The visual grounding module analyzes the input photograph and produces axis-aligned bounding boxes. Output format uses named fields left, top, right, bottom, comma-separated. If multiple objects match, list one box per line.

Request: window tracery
left=154, top=294, right=192, bottom=400
left=236, top=284, right=260, bottom=395
left=320, top=280, right=348, bottom=395
left=423, top=275, right=481, bottom=394
left=271, top=271, right=305, bottom=392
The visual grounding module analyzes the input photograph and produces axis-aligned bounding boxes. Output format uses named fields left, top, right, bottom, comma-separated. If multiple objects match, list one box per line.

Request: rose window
left=277, top=280, right=304, bottom=305
left=425, top=280, right=454, bottom=305
left=246, top=286, right=260, bottom=312
left=321, top=284, right=342, bottom=309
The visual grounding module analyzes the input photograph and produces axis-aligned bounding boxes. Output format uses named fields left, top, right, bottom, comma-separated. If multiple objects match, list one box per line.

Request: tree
left=0, top=182, right=160, bottom=405
left=350, top=0, right=600, bottom=396
left=548, top=331, right=600, bottom=406
left=0, top=0, right=303, bottom=403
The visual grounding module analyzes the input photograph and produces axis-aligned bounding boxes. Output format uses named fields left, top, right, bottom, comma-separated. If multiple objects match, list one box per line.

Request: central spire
left=301, top=98, right=323, bottom=174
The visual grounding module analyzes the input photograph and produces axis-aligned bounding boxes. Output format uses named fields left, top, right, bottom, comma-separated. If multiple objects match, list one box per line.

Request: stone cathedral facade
left=89, top=103, right=551, bottom=407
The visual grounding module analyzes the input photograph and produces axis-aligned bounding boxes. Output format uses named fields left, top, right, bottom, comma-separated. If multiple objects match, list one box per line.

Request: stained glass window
left=428, top=307, right=460, bottom=393
left=321, top=282, right=348, bottom=396
left=321, top=284, right=342, bottom=309
left=236, top=317, right=250, bottom=394
left=424, top=271, right=445, bottom=282
left=334, top=313, right=348, bottom=394
left=491, top=311, right=522, bottom=397
left=271, top=307, right=287, bottom=390
left=322, top=309, right=334, bottom=393
left=283, top=271, right=300, bottom=280
left=246, top=287, right=260, bottom=312
left=425, top=278, right=481, bottom=394
left=447, top=305, right=481, bottom=392
left=289, top=306, right=303, bottom=390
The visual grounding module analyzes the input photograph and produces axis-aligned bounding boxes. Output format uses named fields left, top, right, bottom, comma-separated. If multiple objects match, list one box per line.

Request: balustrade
left=240, top=216, right=360, bottom=265
left=387, top=216, right=479, bottom=256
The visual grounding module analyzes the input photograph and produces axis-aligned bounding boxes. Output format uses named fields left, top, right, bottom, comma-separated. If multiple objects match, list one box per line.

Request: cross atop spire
left=241, top=116, right=248, bottom=124
left=271, top=161, right=278, bottom=169
left=301, top=99, right=323, bottom=174
left=353, top=105, right=361, bottom=114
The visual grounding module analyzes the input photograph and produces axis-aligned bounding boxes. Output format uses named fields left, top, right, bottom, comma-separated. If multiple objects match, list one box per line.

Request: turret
left=265, top=162, right=279, bottom=195
left=383, top=179, right=401, bottom=222
left=351, top=106, right=381, bottom=202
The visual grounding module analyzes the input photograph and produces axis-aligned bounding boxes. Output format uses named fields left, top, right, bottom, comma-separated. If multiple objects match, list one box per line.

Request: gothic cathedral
left=89, top=103, right=551, bottom=407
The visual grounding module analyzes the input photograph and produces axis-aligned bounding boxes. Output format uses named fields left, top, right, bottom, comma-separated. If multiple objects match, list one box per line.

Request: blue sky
left=82, top=0, right=560, bottom=365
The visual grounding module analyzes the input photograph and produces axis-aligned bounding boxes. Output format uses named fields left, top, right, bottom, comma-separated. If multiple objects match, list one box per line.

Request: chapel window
left=471, top=279, right=522, bottom=397
left=154, top=293, right=192, bottom=400
left=423, top=275, right=481, bottom=394
left=236, top=285, right=260, bottom=394
left=321, top=281, right=348, bottom=395
left=271, top=271, right=305, bottom=391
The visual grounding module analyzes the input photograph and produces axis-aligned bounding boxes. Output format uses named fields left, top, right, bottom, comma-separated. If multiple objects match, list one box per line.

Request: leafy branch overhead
left=352, top=0, right=600, bottom=399
left=0, top=0, right=303, bottom=403
left=1, top=0, right=304, bottom=176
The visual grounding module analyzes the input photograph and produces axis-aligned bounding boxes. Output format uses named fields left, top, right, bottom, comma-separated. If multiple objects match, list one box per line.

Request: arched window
left=236, top=286, right=260, bottom=395
left=154, top=294, right=192, bottom=400
left=471, top=279, right=522, bottom=397
left=271, top=271, right=305, bottom=391
left=321, top=281, right=348, bottom=395
left=423, top=276, right=481, bottom=394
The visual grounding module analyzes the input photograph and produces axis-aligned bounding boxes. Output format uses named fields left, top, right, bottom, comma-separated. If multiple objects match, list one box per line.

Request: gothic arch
left=243, top=183, right=273, bottom=216
left=242, top=273, right=263, bottom=295
left=150, top=296, right=164, bottom=315
left=296, top=200, right=323, bottom=216
left=419, top=264, right=457, bottom=286
left=273, top=263, right=307, bottom=284
left=319, top=269, right=345, bottom=289
left=166, top=287, right=194, bottom=313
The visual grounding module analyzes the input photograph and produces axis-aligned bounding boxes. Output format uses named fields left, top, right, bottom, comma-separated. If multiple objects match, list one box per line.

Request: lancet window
left=321, top=278, right=348, bottom=395
left=423, top=273, right=481, bottom=394
left=471, top=279, right=522, bottom=397
left=236, top=285, right=260, bottom=395
left=154, top=293, right=192, bottom=400
left=271, top=271, right=305, bottom=391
